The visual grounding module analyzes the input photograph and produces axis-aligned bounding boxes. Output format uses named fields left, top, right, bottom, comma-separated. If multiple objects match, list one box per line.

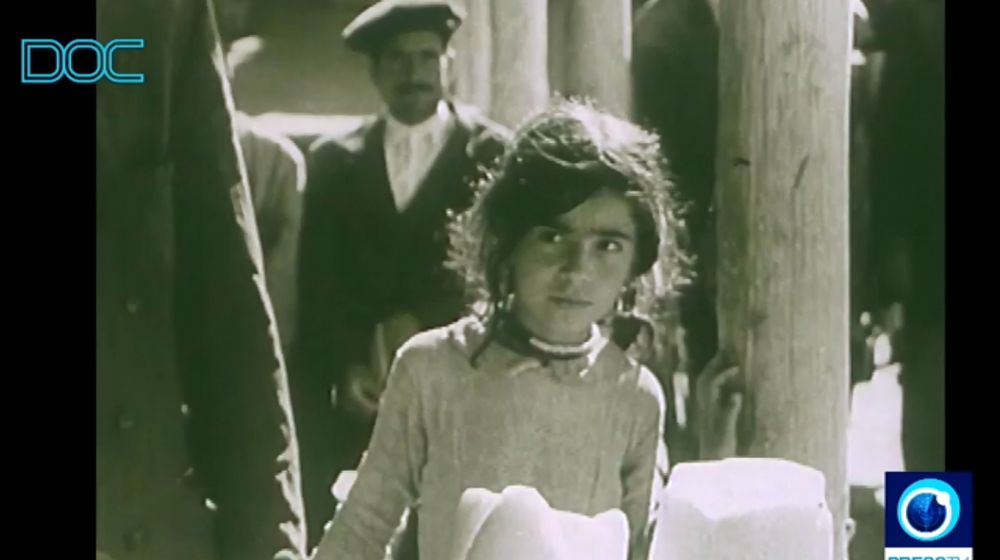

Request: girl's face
left=509, top=190, right=637, bottom=344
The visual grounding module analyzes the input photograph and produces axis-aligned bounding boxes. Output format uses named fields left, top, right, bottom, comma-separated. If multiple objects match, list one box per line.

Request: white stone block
left=651, top=458, right=833, bottom=560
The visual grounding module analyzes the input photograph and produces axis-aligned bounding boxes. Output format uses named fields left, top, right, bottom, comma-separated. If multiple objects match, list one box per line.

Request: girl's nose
left=559, top=243, right=591, bottom=276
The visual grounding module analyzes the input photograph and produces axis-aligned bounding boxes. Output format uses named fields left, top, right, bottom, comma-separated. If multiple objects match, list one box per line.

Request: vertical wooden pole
left=713, top=0, right=852, bottom=559
left=489, top=0, right=549, bottom=127
left=562, top=0, right=633, bottom=117
left=546, top=0, right=569, bottom=96
left=451, top=0, right=493, bottom=113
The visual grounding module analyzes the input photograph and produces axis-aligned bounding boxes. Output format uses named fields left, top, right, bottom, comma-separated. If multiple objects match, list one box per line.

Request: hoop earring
left=617, top=285, right=637, bottom=314
left=497, top=267, right=515, bottom=312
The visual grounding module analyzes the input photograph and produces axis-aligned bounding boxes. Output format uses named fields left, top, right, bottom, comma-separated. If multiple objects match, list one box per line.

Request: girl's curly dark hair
left=448, top=98, right=691, bottom=347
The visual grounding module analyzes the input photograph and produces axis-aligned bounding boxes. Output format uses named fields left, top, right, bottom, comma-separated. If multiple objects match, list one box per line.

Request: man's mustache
left=396, top=83, right=434, bottom=95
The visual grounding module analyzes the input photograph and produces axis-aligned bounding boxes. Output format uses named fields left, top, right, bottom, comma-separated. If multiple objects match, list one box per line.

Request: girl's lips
left=549, top=295, right=592, bottom=307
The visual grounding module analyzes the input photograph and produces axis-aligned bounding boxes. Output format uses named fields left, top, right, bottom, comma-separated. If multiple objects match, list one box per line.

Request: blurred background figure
left=96, top=0, right=305, bottom=559
left=632, top=0, right=721, bottom=465
left=235, top=108, right=306, bottom=354
left=292, top=0, right=508, bottom=551
left=223, top=31, right=308, bottom=356
left=862, top=0, right=944, bottom=474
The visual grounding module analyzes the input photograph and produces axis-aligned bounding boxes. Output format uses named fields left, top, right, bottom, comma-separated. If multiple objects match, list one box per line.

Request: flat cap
left=342, top=0, right=466, bottom=54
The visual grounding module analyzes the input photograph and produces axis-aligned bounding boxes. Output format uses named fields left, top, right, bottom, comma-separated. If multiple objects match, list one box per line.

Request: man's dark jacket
left=293, top=102, right=508, bottom=545
left=96, top=0, right=306, bottom=558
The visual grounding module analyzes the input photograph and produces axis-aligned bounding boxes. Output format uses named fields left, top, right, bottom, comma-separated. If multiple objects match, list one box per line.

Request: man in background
left=224, top=33, right=308, bottom=354
left=864, top=0, right=945, bottom=472
left=237, top=111, right=306, bottom=351
left=293, top=0, right=509, bottom=550
left=96, top=0, right=305, bottom=558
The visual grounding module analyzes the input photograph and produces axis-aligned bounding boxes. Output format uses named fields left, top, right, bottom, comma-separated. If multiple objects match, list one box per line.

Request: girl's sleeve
left=620, top=367, right=669, bottom=560
left=311, top=345, right=429, bottom=560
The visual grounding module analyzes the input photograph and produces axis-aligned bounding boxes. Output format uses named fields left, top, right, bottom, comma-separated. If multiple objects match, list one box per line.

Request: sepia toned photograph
left=94, top=0, right=946, bottom=559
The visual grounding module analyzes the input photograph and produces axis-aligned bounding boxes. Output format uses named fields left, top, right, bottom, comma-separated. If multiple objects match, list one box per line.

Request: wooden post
left=488, top=0, right=549, bottom=127
left=546, top=0, right=569, bottom=96
left=451, top=0, right=492, bottom=113
left=560, top=0, right=633, bottom=117
left=713, top=0, right=852, bottom=559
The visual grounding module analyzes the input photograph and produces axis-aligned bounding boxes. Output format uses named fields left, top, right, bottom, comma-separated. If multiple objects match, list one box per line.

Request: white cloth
left=450, top=486, right=629, bottom=560
left=651, top=459, right=834, bottom=560
left=384, top=101, right=453, bottom=210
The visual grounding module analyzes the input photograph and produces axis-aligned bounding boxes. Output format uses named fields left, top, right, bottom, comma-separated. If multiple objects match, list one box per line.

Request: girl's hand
left=695, top=351, right=745, bottom=460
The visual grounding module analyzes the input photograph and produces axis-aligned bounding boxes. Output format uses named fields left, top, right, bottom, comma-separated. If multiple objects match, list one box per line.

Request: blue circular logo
left=896, top=478, right=961, bottom=541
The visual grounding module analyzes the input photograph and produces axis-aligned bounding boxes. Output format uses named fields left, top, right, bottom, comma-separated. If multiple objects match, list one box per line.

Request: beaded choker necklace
left=494, top=313, right=603, bottom=361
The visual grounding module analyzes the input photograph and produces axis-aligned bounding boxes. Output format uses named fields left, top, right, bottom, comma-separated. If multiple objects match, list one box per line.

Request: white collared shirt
left=383, top=101, right=453, bottom=211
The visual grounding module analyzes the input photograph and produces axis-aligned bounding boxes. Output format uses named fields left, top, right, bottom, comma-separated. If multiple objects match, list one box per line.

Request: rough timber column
left=451, top=0, right=492, bottom=112
left=713, top=0, right=852, bottom=558
left=489, top=0, right=549, bottom=127
left=563, top=0, right=632, bottom=117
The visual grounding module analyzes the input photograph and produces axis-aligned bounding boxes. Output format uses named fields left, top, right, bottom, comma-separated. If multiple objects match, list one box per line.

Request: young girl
left=313, top=100, right=740, bottom=560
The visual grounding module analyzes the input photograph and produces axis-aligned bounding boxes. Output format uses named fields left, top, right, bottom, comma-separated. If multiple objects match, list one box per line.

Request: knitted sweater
left=313, top=316, right=668, bottom=560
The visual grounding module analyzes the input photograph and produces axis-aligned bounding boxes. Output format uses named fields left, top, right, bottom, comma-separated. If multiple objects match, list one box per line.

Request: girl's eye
left=598, top=239, right=623, bottom=252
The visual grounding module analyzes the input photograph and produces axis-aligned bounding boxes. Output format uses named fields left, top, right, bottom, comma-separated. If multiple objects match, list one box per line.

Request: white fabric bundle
left=448, top=486, right=629, bottom=560
left=651, top=458, right=834, bottom=560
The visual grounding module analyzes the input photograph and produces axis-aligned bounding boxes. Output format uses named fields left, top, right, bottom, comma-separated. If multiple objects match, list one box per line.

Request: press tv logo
left=885, top=471, right=972, bottom=560
left=21, top=39, right=145, bottom=83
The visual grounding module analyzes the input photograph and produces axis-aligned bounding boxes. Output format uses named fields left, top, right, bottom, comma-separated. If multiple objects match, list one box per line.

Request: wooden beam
left=561, top=0, right=633, bottom=117
left=488, top=0, right=549, bottom=127
left=713, top=0, right=852, bottom=558
left=451, top=0, right=493, bottom=112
